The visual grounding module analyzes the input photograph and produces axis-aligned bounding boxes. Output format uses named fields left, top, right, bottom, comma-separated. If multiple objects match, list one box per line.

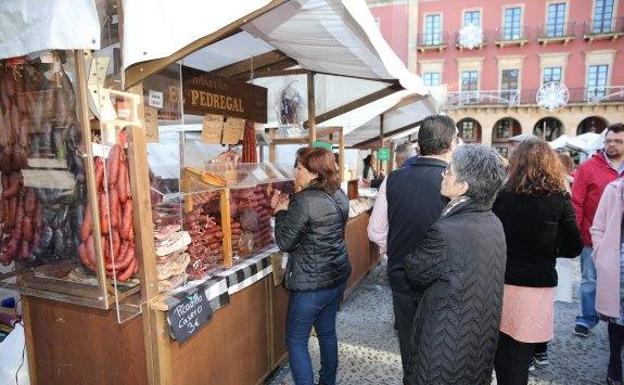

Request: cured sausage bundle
left=0, top=58, right=86, bottom=267
left=78, top=141, right=138, bottom=282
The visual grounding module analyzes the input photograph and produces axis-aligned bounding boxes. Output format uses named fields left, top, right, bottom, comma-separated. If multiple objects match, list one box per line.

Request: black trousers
left=495, top=332, right=535, bottom=385
left=391, top=290, right=419, bottom=373
left=609, top=323, right=624, bottom=381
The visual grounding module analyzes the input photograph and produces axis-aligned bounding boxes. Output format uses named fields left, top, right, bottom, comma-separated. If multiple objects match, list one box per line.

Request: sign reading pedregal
left=182, top=66, right=268, bottom=123
left=168, top=291, right=213, bottom=342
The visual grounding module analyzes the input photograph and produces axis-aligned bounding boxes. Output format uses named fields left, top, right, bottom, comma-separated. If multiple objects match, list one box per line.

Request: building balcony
left=454, top=30, right=488, bottom=50
left=445, top=90, right=521, bottom=109
left=444, top=86, right=624, bottom=109
left=537, top=22, right=576, bottom=45
left=494, top=26, right=530, bottom=47
left=416, top=32, right=448, bottom=52
left=584, top=17, right=624, bottom=40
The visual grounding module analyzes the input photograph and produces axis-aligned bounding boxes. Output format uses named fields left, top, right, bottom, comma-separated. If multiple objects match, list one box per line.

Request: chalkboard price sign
left=167, top=291, right=213, bottom=343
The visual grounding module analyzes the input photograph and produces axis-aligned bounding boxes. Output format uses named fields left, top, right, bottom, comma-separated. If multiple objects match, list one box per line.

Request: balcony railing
left=584, top=16, right=624, bottom=38
left=445, top=90, right=521, bottom=109
left=444, top=87, right=624, bottom=109
left=538, top=22, right=576, bottom=43
left=416, top=32, right=448, bottom=51
left=494, top=25, right=530, bottom=46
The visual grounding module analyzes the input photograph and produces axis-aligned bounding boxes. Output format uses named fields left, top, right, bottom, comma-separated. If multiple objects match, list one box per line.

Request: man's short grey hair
left=452, top=145, right=506, bottom=206
left=395, top=142, right=417, bottom=158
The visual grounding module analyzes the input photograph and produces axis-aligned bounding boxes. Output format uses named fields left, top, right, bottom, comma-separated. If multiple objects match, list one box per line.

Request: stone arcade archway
left=492, top=117, right=522, bottom=157
left=456, top=118, right=482, bottom=143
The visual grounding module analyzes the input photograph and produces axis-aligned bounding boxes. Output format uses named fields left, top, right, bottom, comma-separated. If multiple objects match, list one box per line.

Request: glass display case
left=0, top=51, right=129, bottom=310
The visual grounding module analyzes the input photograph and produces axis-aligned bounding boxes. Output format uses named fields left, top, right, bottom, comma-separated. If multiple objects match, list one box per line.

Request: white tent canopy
left=123, top=0, right=426, bottom=91
left=0, top=0, right=100, bottom=60
left=550, top=132, right=605, bottom=154
left=0, top=0, right=440, bottom=147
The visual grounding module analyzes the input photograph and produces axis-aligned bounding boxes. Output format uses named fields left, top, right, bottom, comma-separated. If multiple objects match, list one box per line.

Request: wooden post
left=220, top=189, right=233, bottom=268
left=21, top=297, right=38, bottom=385
left=389, top=141, right=396, bottom=171
left=378, top=114, right=384, bottom=172
left=307, top=72, right=316, bottom=144
left=268, top=127, right=276, bottom=162
left=339, top=127, right=345, bottom=182
left=126, top=83, right=173, bottom=385
left=74, top=50, right=109, bottom=307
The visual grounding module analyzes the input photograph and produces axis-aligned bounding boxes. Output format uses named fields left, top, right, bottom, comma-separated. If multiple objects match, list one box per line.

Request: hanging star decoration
left=459, top=24, right=483, bottom=49
left=536, top=82, right=569, bottom=112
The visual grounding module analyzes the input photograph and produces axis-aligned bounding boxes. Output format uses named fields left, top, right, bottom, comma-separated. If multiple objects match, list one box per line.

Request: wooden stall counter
left=343, top=211, right=380, bottom=299
left=23, top=272, right=290, bottom=385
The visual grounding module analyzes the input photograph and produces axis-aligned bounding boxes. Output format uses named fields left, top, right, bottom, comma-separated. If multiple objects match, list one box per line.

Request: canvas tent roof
left=122, top=0, right=424, bottom=91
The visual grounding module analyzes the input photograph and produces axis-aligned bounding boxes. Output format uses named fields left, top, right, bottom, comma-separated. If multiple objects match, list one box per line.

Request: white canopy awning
left=122, top=0, right=426, bottom=92
left=0, top=0, right=100, bottom=60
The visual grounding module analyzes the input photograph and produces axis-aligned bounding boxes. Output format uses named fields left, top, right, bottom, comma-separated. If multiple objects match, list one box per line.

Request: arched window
left=533, top=117, right=564, bottom=141
left=456, top=118, right=482, bottom=143
left=577, top=116, right=608, bottom=135
left=492, top=117, right=521, bottom=157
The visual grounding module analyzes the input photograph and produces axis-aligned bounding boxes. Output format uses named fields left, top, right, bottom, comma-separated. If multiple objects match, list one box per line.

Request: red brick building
left=369, top=0, right=624, bottom=155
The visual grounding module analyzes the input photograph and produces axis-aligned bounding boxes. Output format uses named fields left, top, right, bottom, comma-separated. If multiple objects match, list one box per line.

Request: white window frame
left=422, top=12, right=444, bottom=45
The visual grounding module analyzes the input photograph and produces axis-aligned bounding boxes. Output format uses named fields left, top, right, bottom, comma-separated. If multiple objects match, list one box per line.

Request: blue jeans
left=286, top=284, right=345, bottom=385
left=576, top=246, right=599, bottom=329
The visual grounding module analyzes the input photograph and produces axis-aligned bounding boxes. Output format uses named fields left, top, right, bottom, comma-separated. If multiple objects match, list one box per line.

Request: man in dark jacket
left=572, top=123, right=624, bottom=337
left=368, top=115, right=458, bottom=373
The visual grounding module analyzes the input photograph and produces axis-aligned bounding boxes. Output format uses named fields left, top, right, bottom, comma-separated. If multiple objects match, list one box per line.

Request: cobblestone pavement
left=269, top=260, right=609, bottom=385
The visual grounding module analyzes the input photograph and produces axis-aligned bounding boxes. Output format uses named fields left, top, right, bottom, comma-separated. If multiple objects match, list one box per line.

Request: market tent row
left=0, top=2, right=440, bottom=385
left=121, top=0, right=438, bottom=135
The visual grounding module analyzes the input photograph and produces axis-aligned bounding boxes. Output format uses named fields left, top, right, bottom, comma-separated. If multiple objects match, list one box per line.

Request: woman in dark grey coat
left=403, top=145, right=508, bottom=385
left=274, top=148, right=351, bottom=385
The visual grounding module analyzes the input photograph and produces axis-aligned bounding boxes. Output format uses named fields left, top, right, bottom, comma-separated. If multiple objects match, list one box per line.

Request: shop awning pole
left=339, top=127, right=345, bottom=181
left=307, top=72, right=316, bottom=145
left=379, top=114, right=384, bottom=171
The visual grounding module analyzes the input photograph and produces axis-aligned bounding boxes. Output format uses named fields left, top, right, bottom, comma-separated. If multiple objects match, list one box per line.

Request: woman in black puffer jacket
left=274, top=147, right=351, bottom=385
left=403, top=145, right=508, bottom=385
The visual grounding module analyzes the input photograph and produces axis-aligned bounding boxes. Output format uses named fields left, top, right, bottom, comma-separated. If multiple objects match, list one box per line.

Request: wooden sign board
left=167, top=291, right=213, bottom=343
left=182, top=66, right=268, bottom=123
left=222, top=117, right=245, bottom=144
left=144, top=106, right=160, bottom=143
left=202, top=114, right=223, bottom=144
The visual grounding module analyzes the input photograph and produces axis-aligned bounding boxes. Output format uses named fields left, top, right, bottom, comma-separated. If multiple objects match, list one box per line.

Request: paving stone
left=269, top=260, right=608, bottom=385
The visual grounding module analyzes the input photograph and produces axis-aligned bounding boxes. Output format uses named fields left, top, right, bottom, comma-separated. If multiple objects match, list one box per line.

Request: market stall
left=0, top=2, right=439, bottom=385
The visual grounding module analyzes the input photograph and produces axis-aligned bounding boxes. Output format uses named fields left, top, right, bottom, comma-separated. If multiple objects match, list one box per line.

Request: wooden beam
left=385, top=93, right=427, bottom=114
left=232, top=58, right=298, bottom=80
left=389, top=141, right=396, bottom=171
left=379, top=114, right=384, bottom=149
left=339, top=127, right=345, bottom=181
left=249, top=68, right=308, bottom=79
left=124, top=0, right=288, bottom=88
left=126, top=83, right=173, bottom=385
left=304, top=85, right=401, bottom=128
left=211, top=50, right=294, bottom=78
left=352, top=120, right=423, bottom=149
left=268, top=127, right=276, bottom=162
left=75, top=50, right=110, bottom=308
left=22, top=297, right=38, bottom=385
left=307, top=72, right=316, bottom=144
left=220, top=189, right=233, bottom=268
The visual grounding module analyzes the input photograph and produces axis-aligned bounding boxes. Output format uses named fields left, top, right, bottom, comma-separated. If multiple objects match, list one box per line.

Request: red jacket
left=572, top=152, right=621, bottom=246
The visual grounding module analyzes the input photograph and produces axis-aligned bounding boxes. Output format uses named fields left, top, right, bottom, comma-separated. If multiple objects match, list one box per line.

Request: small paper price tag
left=148, top=90, right=164, bottom=109
left=202, top=114, right=223, bottom=144
left=144, top=106, right=160, bottom=143
left=92, top=143, right=112, bottom=158
left=222, top=117, right=245, bottom=144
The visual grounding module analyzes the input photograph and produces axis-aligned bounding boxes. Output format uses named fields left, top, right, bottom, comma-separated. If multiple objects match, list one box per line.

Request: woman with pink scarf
left=591, top=177, right=624, bottom=385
